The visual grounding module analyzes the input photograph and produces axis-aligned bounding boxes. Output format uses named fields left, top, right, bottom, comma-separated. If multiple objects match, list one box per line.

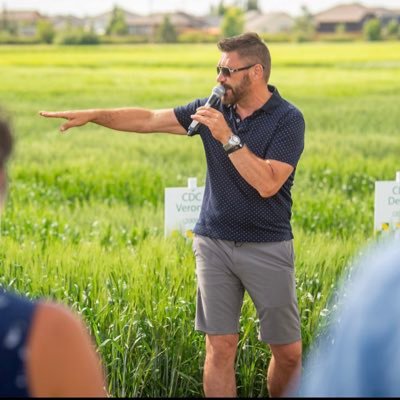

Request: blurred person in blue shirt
left=0, top=111, right=107, bottom=397
left=298, top=236, right=400, bottom=397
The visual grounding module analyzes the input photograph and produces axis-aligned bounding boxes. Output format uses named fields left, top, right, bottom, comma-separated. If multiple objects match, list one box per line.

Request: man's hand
left=191, top=106, right=232, bottom=144
left=39, top=110, right=94, bottom=133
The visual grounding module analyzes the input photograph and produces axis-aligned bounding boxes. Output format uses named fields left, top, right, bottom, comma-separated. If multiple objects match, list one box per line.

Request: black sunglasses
left=216, top=64, right=257, bottom=77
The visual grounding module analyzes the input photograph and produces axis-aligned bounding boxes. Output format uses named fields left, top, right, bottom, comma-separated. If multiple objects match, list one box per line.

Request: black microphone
left=187, top=85, right=226, bottom=136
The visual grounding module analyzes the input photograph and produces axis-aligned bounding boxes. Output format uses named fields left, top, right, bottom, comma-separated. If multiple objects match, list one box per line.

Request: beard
left=221, top=73, right=251, bottom=106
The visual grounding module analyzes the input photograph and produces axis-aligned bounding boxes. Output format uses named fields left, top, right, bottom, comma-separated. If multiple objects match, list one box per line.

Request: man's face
left=216, top=51, right=253, bottom=105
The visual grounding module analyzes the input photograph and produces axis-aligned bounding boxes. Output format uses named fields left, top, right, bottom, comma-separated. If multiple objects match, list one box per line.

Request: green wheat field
left=0, top=42, right=399, bottom=397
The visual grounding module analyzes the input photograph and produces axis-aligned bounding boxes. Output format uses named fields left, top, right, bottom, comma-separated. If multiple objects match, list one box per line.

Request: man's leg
left=232, top=241, right=301, bottom=396
left=192, top=236, right=244, bottom=397
left=203, top=334, right=239, bottom=397
left=267, top=340, right=302, bottom=397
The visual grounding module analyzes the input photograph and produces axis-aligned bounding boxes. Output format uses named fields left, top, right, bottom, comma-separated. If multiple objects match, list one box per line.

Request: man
left=0, top=114, right=107, bottom=397
left=41, top=32, right=305, bottom=397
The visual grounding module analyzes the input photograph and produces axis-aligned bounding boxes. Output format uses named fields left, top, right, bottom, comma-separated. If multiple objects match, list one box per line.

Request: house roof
left=370, top=7, right=400, bottom=17
left=246, top=12, right=294, bottom=33
left=198, top=14, right=222, bottom=28
left=314, top=3, right=375, bottom=23
left=125, top=11, right=204, bottom=28
left=0, top=10, right=44, bottom=22
left=89, top=8, right=140, bottom=23
left=49, top=14, right=85, bottom=28
left=50, top=15, right=83, bottom=23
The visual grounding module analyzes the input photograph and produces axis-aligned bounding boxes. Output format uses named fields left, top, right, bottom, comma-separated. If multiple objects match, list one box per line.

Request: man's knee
left=206, top=334, right=238, bottom=365
left=270, top=340, right=302, bottom=369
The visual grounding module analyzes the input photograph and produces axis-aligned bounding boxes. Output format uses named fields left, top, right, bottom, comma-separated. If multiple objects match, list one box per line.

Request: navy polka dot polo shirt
left=0, top=289, right=37, bottom=397
left=174, top=85, right=305, bottom=242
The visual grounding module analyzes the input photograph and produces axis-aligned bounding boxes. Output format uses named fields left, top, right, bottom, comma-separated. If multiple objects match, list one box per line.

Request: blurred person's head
left=0, top=109, right=13, bottom=209
left=298, top=236, right=400, bottom=397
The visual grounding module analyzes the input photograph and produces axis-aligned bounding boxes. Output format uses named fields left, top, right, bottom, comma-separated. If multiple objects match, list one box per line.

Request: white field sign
left=164, top=178, right=204, bottom=237
left=374, top=175, right=400, bottom=232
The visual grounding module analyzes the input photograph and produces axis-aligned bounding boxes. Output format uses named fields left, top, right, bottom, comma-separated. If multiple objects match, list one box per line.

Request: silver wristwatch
left=223, top=134, right=243, bottom=155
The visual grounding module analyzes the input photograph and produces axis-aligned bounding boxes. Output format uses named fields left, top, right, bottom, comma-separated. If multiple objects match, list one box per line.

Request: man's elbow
left=258, top=184, right=279, bottom=198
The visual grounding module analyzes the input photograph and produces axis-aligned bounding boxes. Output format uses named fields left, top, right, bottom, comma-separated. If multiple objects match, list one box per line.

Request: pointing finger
left=39, top=111, right=69, bottom=119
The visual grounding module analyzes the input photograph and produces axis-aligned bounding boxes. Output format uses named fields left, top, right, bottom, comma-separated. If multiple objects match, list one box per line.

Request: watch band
left=226, top=143, right=243, bottom=154
left=223, top=134, right=243, bottom=154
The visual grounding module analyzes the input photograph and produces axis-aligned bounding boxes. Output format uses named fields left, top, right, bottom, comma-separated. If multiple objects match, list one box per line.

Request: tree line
left=0, top=0, right=399, bottom=45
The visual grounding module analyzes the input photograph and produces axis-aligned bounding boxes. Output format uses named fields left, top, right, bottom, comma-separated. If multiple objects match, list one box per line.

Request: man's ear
left=251, top=64, right=264, bottom=81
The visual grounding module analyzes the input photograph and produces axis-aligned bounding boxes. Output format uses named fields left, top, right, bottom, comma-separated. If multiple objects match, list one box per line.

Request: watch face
left=229, top=135, right=241, bottom=145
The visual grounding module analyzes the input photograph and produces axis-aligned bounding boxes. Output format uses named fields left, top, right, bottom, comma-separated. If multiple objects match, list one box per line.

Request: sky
left=3, top=0, right=400, bottom=17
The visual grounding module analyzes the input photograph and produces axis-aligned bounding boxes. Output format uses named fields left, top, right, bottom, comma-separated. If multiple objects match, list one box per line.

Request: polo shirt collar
left=260, top=85, right=282, bottom=114
left=226, top=84, right=282, bottom=115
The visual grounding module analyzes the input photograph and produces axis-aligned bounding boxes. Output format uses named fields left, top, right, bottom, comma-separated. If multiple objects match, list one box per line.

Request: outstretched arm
left=40, top=108, right=186, bottom=135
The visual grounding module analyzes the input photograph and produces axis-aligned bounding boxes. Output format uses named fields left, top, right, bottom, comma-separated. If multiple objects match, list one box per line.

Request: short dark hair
left=217, top=32, right=271, bottom=83
left=0, top=110, right=13, bottom=169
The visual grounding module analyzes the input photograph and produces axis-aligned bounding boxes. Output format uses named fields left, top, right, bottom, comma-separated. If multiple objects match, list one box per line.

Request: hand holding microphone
left=187, top=85, right=225, bottom=136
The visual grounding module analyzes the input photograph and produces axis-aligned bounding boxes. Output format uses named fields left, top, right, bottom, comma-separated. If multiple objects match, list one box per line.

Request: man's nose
left=217, top=71, right=226, bottom=84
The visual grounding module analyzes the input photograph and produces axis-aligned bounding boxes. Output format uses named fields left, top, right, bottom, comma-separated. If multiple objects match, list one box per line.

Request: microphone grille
left=212, top=85, right=225, bottom=97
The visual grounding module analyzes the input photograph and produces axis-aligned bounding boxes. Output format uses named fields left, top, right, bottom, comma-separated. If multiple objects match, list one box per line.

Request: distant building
left=371, top=7, right=400, bottom=26
left=314, top=3, right=400, bottom=33
left=314, top=3, right=375, bottom=33
left=0, top=9, right=44, bottom=36
left=87, top=9, right=140, bottom=35
left=245, top=11, right=294, bottom=34
left=86, top=9, right=206, bottom=37
left=123, top=11, right=205, bottom=37
left=50, top=15, right=85, bottom=32
left=197, top=14, right=222, bottom=35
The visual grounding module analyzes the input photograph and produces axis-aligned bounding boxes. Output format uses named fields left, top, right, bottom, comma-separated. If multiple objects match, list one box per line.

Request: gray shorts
left=192, top=234, right=301, bottom=345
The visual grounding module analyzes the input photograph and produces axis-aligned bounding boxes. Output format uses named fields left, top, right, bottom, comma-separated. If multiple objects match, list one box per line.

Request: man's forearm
left=91, top=108, right=154, bottom=133
left=228, top=146, right=294, bottom=198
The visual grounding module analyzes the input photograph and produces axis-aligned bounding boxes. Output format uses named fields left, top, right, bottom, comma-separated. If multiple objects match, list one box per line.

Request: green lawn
left=0, top=42, right=399, bottom=397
